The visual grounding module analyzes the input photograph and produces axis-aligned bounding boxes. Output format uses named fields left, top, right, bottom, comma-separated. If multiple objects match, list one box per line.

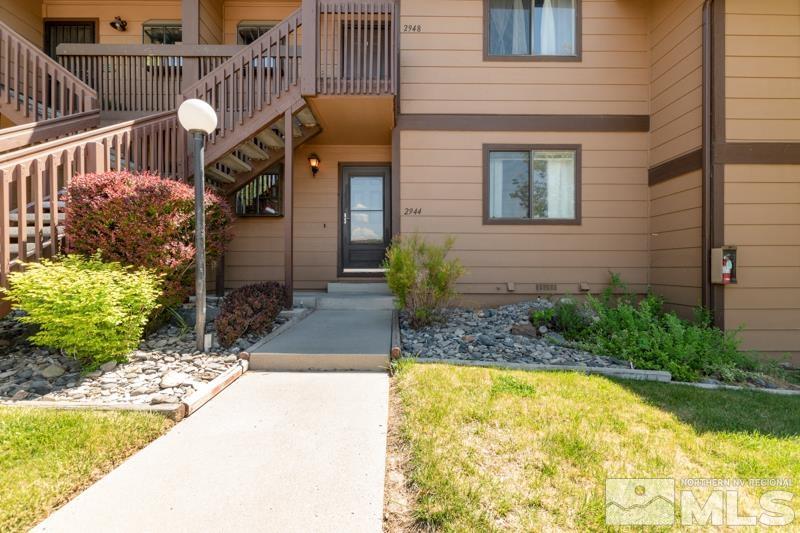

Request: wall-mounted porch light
left=110, top=17, right=128, bottom=32
left=308, top=153, right=321, bottom=176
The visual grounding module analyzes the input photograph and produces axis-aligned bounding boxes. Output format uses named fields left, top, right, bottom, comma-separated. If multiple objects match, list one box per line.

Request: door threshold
left=342, top=268, right=386, bottom=277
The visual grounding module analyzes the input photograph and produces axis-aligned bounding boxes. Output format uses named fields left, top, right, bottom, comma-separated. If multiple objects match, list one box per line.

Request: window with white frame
left=143, top=22, right=182, bottom=44
left=486, top=0, right=578, bottom=59
left=486, top=146, right=579, bottom=223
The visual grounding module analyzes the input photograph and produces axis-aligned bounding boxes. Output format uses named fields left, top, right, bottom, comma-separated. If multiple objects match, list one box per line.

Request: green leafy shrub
left=530, top=308, right=554, bottom=328
left=214, top=282, right=287, bottom=347
left=65, top=171, right=234, bottom=314
left=2, top=254, right=161, bottom=368
left=538, top=272, right=756, bottom=382
left=530, top=299, right=590, bottom=337
left=577, top=293, right=753, bottom=382
left=383, top=234, right=465, bottom=328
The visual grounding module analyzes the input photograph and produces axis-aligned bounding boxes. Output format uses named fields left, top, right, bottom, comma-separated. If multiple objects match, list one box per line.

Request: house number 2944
left=404, top=207, right=422, bottom=215
left=402, top=24, right=422, bottom=32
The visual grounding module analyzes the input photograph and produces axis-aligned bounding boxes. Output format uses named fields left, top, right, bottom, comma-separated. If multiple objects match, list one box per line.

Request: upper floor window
left=237, top=21, right=278, bottom=45
left=143, top=22, right=182, bottom=44
left=485, top=145, right=580, bottom=224
left=486, top=0, right=579, bottom=60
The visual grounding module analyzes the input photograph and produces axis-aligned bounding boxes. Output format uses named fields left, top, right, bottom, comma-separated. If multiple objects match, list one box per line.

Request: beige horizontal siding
left=724, top=164, right=800, bottom=364
left=199, top=0, right=224, bottom=44
left=648, top=0, right=704, bottom=166
left=1, top=0, right=42, bottom=47
left=726, top=0, right=800, bottom=142
left=648, top=170, right=702, bottom=317
left=399, top=0, right=650, bottom=116
left=399, top=130, right=650, bottom=297
left=225, top=144, right=391, bottom=290
left=41, top=1, right=181, bottom=45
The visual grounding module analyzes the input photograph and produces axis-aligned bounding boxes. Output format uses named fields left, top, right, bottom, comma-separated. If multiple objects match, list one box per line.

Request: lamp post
left=177, top=99, right=218, bottom=352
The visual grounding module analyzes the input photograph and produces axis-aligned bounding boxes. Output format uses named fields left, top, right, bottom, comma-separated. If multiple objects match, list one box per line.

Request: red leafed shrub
left=65, top=171, right=234, bottom=311
left=215, top=282, right=287, bottom=347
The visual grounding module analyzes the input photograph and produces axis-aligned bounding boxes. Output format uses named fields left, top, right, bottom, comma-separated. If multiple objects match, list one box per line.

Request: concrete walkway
left=35, top=372, right=390, bottom=533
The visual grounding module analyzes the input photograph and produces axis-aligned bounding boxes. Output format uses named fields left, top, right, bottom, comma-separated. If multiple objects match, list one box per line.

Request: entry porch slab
left=248, top=309, right=393, bottom=371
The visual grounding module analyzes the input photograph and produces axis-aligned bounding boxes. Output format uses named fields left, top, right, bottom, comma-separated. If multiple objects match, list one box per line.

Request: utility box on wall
left=711, top=247, right=737, bottom=285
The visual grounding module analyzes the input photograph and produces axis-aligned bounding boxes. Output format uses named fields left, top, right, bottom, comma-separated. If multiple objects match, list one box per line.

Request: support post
left=193, top=131, right=207, bottom=351
left=283, top=109, right=294, bottom=308
left=85, top=141, right=105, bottom=173
left=301, top=0, right=318, bottom=96
left=216, top=254, right=225, bottom=298
left=181, top=0, right=200, bottom=92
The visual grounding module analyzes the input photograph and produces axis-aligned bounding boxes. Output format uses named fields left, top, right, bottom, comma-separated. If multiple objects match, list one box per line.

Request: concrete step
left=249, top=353, right=389, bottom=371
left=316, top=294, right=395, bottom=311
left=327, top=282, right=391, bottom=295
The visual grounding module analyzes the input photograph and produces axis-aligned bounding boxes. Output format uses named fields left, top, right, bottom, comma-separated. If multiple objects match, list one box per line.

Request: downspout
left=701, top=0, right=714, bottom=312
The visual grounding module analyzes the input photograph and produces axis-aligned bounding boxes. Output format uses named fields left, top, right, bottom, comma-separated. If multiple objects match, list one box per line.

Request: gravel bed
left=401, top=299, right=632, bottom=369
left=0, top=310, right=291, bottom=406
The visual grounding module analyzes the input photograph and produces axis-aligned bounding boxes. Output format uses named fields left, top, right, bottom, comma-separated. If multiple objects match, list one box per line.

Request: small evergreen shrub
left=383, top=234, right=465, bottom=328
left=2, top=254, right=161, bottom=368
left=65, top=171, right=234, bottom=313
left=215, top=282, right=287, bottom=347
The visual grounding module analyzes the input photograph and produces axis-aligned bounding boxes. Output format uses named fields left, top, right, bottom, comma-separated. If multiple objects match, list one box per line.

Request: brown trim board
left=714, top=143, right=800, bottom=165
left=708, top=0, right=725, bottom=330
left=648, top=149, right=703, bottom=186
left=397, top=114, right=649, bottom=132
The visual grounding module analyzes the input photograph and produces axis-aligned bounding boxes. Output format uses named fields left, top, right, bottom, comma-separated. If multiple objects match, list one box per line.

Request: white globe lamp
left=178, top=98, right=218, bottom=352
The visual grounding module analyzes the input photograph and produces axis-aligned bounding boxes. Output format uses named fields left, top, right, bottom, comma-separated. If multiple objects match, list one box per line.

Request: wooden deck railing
left=0, top=20, right=97, bottom=123
left=0, top=110, right=182, bottom=285
left=0, top=110, right=101, bottom=153
left=182, top=10, right=303, bottom=161
left=311, top=0, right=398, bottom=95
left=57, top=44, right=243, bottom=117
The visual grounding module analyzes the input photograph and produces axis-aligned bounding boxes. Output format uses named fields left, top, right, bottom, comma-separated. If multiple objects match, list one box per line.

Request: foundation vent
left=535, top=283, right=558, bottom=292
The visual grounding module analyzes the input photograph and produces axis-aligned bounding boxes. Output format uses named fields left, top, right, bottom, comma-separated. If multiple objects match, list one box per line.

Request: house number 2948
left=404, top=207, right=422, bottom=215
left=402, top=24, right=422, bottom=32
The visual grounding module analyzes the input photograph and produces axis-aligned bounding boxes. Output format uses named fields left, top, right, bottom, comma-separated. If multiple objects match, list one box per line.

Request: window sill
left=483, top=54, right=582, bottom=63
left=483, top=217, right=581, bottom=226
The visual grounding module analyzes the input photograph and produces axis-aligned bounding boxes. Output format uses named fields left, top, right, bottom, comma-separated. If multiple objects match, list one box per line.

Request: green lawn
left=0, top=407, right=172, bottom=532
left=394, top=361, right=800, bottom=532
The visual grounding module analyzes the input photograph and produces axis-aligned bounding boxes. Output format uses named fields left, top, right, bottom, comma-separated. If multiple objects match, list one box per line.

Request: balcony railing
left=54, top=0, right=398, bottom=116
left=310, top=0, right=398, bottom=95
left=0, top=20, right=97, bottom=122
left=57, top=44, right=243, bottom=117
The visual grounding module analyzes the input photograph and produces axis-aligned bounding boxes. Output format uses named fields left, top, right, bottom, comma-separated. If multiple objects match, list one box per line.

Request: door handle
left=343, top=212, right=348, bottom=225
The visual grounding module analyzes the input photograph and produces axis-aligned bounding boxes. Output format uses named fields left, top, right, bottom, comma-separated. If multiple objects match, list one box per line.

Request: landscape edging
left=671, top=380, right=800, bottom=396
left=3, top=400, right=187, bottom=421
left=182, top=359, right=248, bottom=416
left=413, top=357, right=672, bottom=382
left=414, top=358, right=800, bottom=394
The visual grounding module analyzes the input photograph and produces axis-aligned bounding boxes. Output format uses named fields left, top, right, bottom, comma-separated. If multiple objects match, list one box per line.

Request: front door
left=340, top=165, right=391, bottom=273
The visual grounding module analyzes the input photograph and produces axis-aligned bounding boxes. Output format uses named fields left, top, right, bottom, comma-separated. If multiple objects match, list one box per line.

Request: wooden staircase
left=206, top=107, right=321, bottom=194
left=182, top=8, right=322, bottom=194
